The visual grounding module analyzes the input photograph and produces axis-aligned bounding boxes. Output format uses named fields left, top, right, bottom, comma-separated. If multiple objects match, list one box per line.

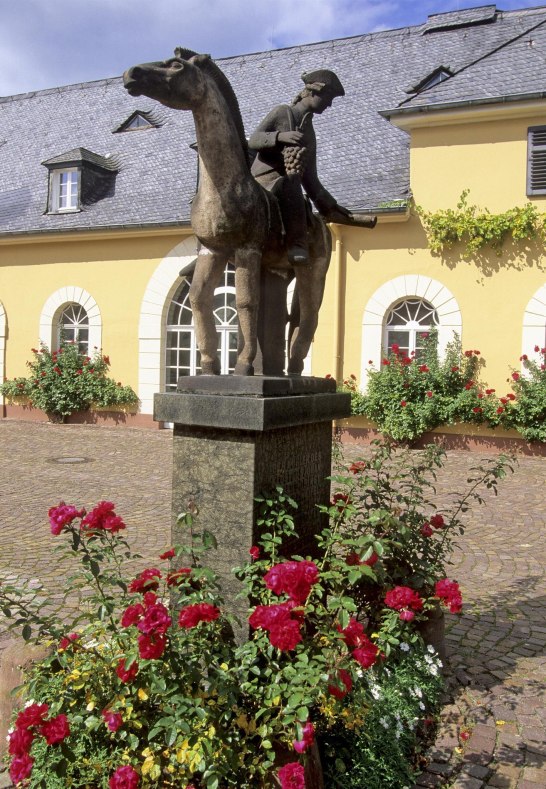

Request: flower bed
left=1, top=343, right=138, bottom=423
left=1, top=443, right=513, bottom=787
left=341, top=334, right=546, bottom=444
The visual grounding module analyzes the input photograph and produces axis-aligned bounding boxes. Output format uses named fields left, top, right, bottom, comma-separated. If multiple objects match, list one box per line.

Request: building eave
left=381, top=95, right=546, bottom=129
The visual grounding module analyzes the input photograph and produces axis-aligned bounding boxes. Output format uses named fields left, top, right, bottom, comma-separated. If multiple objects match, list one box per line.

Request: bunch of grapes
left=283, top=144, right=308, bottom=176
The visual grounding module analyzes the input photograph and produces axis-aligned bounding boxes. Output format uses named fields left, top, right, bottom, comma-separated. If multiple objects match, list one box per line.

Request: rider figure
left=249, top=69, right=353, bottom=266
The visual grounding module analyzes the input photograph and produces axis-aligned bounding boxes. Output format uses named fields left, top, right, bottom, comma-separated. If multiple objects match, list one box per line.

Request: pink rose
left=109, top=765, right=140, bottom=789
left=278, top=761, right=306, bottom=789
left=102, top=709, right=123, bottom=732
left=264, top=560, right=319, bottom=605
left=293, top=720, right=315, bottom=753
left=9, top=753, right=34, bottom=785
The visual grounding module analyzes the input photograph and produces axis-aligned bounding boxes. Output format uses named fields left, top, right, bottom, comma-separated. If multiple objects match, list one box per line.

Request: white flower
left=437, top=659, right=443, bottom=668
left=379, top=716, right=389, bottom=728
left=400, top=642, right=410, bottom=652
left=414, top=686, right=423, bottom=698
left=430, top=665, right=439, bottom=676
left=419, top=701, right=426, bottom=710
left=395, top=730, right=401, bottom=739
left=370, top=686, right=381, bottom=700
left=427, top=644, right=435, bottom=654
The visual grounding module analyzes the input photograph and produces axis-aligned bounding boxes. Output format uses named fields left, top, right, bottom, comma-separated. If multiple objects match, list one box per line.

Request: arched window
left=384, top=298, right=439, bottom=359
left=165, top=264, right=237, bottom=389
left=57, top=303, right=89, bottom=353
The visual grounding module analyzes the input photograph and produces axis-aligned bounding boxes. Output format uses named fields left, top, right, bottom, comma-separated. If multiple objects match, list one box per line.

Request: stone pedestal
left=154, top=376, right=350, bottom=623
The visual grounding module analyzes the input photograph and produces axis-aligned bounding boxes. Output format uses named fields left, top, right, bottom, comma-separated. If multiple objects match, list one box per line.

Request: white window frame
left=383, top=298, right=439, bottom=358
left=49, top=168, right=80, bottom=213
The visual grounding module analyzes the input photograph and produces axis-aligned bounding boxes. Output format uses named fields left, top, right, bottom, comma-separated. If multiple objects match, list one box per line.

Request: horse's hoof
left=201, top=360, right=221, bottom=375
left=234, top=362, right=254, bottom=376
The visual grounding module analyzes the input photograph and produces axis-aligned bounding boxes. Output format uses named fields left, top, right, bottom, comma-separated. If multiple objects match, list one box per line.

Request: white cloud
left=0, top=0, right=543, bottom=96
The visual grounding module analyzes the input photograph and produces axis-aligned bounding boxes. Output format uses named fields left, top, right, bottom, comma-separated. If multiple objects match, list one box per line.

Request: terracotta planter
left=417, top=604, right=447, bottom=666
left=46, top=411, right=66, bottom=423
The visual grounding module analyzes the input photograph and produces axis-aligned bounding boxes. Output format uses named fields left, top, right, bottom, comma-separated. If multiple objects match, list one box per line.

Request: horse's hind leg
left=189, top=250, right=227, bottom=375
left=233, top=247, right=261, bottom=376
left=288, top=254, right=329, bottom=375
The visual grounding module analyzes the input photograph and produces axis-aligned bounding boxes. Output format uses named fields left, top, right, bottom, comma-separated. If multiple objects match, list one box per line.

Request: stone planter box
left=2, top=402, right=158, bottom=429
left=335, top=415, right=546, bottom=456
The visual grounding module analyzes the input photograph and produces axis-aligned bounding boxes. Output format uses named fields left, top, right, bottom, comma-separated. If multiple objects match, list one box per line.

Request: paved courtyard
left=0, top=420, right=544, bottom=788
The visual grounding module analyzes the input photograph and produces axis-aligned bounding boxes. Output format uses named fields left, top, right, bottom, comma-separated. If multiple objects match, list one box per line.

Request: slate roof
left=1, top=4, right=546, bottom=236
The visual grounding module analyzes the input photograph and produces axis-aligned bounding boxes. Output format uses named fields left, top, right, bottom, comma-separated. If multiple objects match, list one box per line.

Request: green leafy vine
left=416, top=190, right=546, bottom=257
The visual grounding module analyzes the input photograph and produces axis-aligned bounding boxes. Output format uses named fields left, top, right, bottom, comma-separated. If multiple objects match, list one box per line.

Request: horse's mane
left=175, top=47, right=249, bottom=168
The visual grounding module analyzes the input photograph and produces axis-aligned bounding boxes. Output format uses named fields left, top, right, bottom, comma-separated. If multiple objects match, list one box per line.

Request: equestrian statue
left=124, top=49, right=375, bottom=376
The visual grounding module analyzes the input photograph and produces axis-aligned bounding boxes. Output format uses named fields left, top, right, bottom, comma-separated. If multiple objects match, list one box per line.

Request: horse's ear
left=189, top=53, right=211, bottom=67
left=174, top=46, right=199, bottom=61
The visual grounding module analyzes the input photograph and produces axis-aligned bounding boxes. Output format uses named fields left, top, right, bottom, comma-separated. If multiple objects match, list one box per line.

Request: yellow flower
left=137, top=688, right=149, bottom=701
left=496, top=720, right=506, bottom=726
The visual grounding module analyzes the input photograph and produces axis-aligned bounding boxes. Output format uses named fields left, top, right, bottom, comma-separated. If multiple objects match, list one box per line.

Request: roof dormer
left=42, top=147, right=119, bottom=214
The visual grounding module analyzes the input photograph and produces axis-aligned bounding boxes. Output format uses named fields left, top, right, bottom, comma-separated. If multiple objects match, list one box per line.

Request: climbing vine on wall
left=416, top=190, right=546, bottom=257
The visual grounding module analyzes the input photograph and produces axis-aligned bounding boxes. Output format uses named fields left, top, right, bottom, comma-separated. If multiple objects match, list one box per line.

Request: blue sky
left=0, top=0, right=543, bottom=95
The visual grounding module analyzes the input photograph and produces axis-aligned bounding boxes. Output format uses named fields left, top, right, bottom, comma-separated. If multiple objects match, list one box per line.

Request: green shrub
left=502, top=348, right=546, bottom=442
left=1, top=343, right=138, bottom=420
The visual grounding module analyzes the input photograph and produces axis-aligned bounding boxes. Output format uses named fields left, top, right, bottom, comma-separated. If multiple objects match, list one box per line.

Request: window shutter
left=527, top=126, right=546, bottom=196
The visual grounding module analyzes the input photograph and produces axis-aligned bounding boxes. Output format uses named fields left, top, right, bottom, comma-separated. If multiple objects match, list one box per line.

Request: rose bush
left=342, top=336, right=545, bottom=443
left=0, top=445, right=512, bottom=787
left=0, top=342, right=138, bottom=421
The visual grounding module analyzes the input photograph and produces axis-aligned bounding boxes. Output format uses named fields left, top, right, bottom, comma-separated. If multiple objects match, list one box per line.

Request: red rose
left=348, top=460, right=366, bottom=474
left=15, top=703, right=49, bottom=730
left=8, top=727, right=34, bottom=756
left=430, top=514, right=445, bottom=529
left=385, top=586, right=423, bottom=616
left=399, top=609, right=415, bottom=622
left=249, top=545, right=260, bottom=560
left=137, top=633, right=166, bottom=660
left=507, top=393, right=516, bottom=401
left=426, top=391, right=433, bottom=398
left=81, top=501, right=125, bottom=534
left=121, top=603, right=145, bottom=628
left=328, top=668, right=353, bottom=699
left=39, top=713, right=70, bottom=745
left=512, top=372, right=520, bottom=381
left=264, top=560, right=319, bottom=605
left=401, top=400, right=407, bottom=407
left=435, top=578, right=463, bottom=614
left=178, top=603, right=220, bottom=628
left=421, top=522, right=433, bottom=537
left=116, top=658, right=138, bottom=683
left=352, top=637, right=379, bottom=668
left=278, top=761, right=305, bottom=789
left=472, top=407, right=482, bottom=413
left=485, top=389, right=495, bottom=395
left=48, top=502, right=85, bottom=535
left=451, top=366, right=459, bottom=372
left=496, top=407, right=504, bottom=414
left=9, top=754, right=34, bottom=785
left=137, top=602, right=172, bottom=635
left=109, top=765, right=140, bottom=789
left=520, top=355, right=528, bottom=361
left=339, top=617, right=366, bottom=648
left=249, top=602, right=297, bottom=631
left=268, top=618, right=302, bottom=651
left=59, top=632, right=80, bottom=651
left=464, top=350, right=473, bottom=357
left=419, top=364, right=429, bottom=373
left=102, top=709, right=123, bottom=732
left=391, top=344, right=399, bottom=352
left=382, top=359, right=390, bottom=366
left=159, top=548, right=175, bottom=560
left=129, top=567, right=161, bottom=593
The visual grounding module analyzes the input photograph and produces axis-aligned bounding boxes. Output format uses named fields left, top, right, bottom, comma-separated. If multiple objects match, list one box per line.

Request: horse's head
left=123, top=50, right=209, bottom=110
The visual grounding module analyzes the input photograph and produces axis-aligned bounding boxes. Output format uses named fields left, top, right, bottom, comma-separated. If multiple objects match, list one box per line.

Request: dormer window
left=406, top=67, right=453, bottom=95
left=51, top=169, right=80, bottom=212
left=42, top=148, right=118, bottom=214
left=113, top=110, right=161, bottom=133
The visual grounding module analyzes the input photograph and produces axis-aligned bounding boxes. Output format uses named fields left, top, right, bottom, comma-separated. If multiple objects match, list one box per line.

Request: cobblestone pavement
left=0, top=420, right=544, bottom=788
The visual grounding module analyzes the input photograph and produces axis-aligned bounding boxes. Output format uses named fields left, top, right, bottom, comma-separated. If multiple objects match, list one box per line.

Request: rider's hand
left=278, top=131, right=304, bottom=146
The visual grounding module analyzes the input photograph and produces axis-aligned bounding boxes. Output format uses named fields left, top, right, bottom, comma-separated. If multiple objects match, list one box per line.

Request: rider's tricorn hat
left=301, top=69, right=345, bottom=97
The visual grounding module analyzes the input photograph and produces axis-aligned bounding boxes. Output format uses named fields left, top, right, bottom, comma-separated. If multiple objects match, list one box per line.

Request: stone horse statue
left=124, top=49, right=374, bottom=375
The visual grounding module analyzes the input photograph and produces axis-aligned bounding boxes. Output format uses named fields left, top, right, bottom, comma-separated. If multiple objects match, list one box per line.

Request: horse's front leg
left=234, top=247, right=261, bottom=376
left=189, top=250, right=228, bottom=375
